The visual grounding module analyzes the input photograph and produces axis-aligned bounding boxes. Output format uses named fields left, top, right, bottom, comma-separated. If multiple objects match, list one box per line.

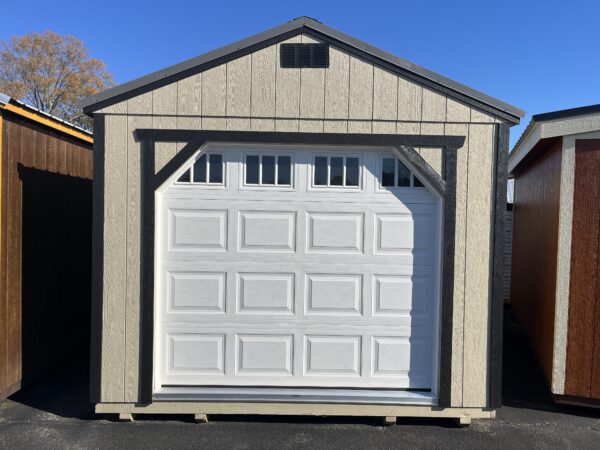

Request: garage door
left=155, top=145, right=441, bottom=394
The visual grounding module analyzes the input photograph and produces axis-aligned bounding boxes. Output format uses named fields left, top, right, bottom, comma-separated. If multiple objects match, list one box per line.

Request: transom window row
left=314, top=156, right=360, bottom=187
left=177, top=153, right=223, bottom=184
left=381, top=157, right=424, bottom=188
left=245, top=154, right=291, bottom=186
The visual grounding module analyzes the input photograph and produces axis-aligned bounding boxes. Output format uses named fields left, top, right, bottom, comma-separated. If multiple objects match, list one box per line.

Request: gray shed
left=82, top=17, right=523, bottom=423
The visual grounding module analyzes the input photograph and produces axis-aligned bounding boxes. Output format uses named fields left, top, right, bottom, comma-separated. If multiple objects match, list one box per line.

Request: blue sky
left=2, top=0, right=599, bottom=147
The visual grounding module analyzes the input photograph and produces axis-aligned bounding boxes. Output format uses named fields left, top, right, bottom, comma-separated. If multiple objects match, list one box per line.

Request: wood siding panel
left=348, top=58, right=373, bottom=120
left=177, top=75, right=202, bottom=116
left=251, top=46, right=276, bottom=118
left=226, top=55, right=251, bottom=131
left=0, top=114, right=92, bottom=399
left=397, top=78, right=422, bottom=122
left=5, top=120, right=22, bottom=389
left=373, top=67, right=397, bottom=121
left=421, top=88, right=447, bottom=122
left=125, top=96, right=152, bottom=401
left=324, top=47, right=349, bottom=120
left=565, top=139, right=600, bottom=399
left=102, top=114, right=128, bottom=402
left=446, top=123, right=469, bottom=406
left=275, top=36, right=302, bottom=120
left=510, top=138, right=562, bottom=388
left=462, top=124, right=494, bottom=407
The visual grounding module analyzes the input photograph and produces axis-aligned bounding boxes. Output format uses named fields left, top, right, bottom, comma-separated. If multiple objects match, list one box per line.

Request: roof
left=80, top=17, right=524, bottom=123
left=509, top=103, right=600, bottom=174
left=0, top=93, right=93, bottom=144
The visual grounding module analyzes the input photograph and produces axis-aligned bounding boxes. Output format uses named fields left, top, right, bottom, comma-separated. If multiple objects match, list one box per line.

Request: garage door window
left=313, top=155, right=360, bottom=188
left=244, top=154, right=292, bottom=186
left=380, top=157, right=424, bottom=188
left=177, top=153, right=224, bottom=185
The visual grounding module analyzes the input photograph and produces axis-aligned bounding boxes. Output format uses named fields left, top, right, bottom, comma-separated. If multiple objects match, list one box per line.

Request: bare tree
left=0, top=31, right=113, bottom=129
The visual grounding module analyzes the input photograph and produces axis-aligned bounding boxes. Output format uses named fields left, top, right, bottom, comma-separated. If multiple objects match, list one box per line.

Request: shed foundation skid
left=96, top=402, right=494, bottom=422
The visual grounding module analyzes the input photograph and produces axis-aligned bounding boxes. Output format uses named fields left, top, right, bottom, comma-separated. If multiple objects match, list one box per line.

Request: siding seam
left=461, top=123, right=471, bottom=406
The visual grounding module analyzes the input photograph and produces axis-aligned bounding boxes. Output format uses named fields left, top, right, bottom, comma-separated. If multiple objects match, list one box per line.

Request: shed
left=0, top=94, right=93, bottom=400
left=509, top=104, right=600, bottom=407
left=81, top=17, right=523, bottom=422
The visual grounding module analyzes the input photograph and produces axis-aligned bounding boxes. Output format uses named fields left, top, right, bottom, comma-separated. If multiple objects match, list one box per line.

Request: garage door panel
left=168, top=272, right=226, bottom=313
left=168, top=209, right=228, bottom=251
left=307, top=213, right=364, bottom=253
left=239, top=211, right=296, bottom=252
left=157, top=147, right=440, bottom=392
left=238, top=273, right=295, bottom=314
left=160, top=328, right=432, bottom=388
left=306, top=274, right=362, bottom=315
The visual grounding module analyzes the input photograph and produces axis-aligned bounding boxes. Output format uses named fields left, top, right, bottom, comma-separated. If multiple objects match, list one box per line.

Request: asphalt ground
left=1, top=306, right=599, bottom=449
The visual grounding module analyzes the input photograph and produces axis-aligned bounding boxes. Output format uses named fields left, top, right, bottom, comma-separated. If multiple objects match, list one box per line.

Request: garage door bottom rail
left=153, top=386, right=437, bottom=405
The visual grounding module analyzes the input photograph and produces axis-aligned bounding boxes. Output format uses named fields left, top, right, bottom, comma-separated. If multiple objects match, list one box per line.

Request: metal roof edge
left=532, top=103, right=600, bottom=122
left=81, top=16, right=523, bottom=121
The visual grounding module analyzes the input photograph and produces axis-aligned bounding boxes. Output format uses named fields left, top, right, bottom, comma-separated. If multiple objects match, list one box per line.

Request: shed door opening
left=154, top=145, right=441, bottom=397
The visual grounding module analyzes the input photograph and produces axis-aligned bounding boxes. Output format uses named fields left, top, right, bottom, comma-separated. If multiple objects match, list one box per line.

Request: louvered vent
left=280, top=43, right=329, bottom=68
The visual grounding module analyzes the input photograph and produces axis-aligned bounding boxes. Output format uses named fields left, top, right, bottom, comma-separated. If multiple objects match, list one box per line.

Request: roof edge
left=81, top=16, right=524, bottom=122
left=0, top=93, right=93, bottom=144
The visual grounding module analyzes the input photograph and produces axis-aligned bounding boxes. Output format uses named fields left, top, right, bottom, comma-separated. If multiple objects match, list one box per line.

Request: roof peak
left=81, top=18, right=523, bottom=121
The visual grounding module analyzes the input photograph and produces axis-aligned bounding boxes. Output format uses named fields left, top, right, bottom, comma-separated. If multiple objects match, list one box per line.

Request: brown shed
left=509, top=104, right=600, bottom=407
left=0, top=93, right=93, bottom=400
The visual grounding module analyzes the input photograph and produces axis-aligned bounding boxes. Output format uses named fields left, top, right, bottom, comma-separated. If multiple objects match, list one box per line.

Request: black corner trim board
left=123, top=130, right=464, bottom=407
left=89, top=114, right=105, bottom=403
left=489, top=124, right=510, bottom=408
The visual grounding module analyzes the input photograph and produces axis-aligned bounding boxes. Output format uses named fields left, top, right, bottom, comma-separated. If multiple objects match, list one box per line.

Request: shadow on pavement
left=5, top=305, right=599, bottom=423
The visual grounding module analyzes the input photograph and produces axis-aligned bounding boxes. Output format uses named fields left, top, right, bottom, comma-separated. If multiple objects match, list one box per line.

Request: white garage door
left=155, top=144, right=441, bottom=395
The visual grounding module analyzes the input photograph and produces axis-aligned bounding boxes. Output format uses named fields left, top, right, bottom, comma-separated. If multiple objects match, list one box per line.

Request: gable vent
left=280, top=43, right=329, bottom=68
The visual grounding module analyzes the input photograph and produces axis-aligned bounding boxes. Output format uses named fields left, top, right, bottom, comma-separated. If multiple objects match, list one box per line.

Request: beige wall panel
left=202, top=65, right=227, bottom=116
left=348, top=121, right=372, bottom=133
left=397, top=122, right=420, bottom=134
left=372, top=121, right=396, bottom=134
left=446, top=98, right=471, bottom=123
left=226, top=118, right=251, bottom=130
left=418, top=147, right=443, bottom=175
left=127, top=92, right=152, bottom=115
left=300, top=67, right=325, bottom=118
left=275, top=36, right=302, bottom=118
left=299, top=120, right=323, bottom=132
left=324, top=47, right=349, bottom=119
left=470, top=108, right=495, bottom=123
left=348, top=57, right=373, bottom=120
left=227, top=55, right=251, bottom=117
left=201, top=117, right=227, bottom=131
left=421, top=88, right=446, bottom=122
left=176, top=117, right=202, bottom=152
left=124, top=114, right=151, bottom=402
left=445, top=123, right=469, bottom=406
left=153, top=84, right=177, bottom=115
left=102, top=114, right=128, bottom=401
left=324, top=120, right=347, bottom=133
left=420, top=122, right=445, bottom=135
left=98, top=102, right=127, bottom=114
left=397, top=78, right=422, bottom=121
left=462, top=123, right=494, bottom=407
left=153, top=116, right=176, bottom=172
left=373, top=67, right=398, bottom=121
left=177, top=74, right=202, bottom=115
left=299, top=33, right=325, bottom=119
left=251, top=46, right=276, bottom=117
left=250, top=118, right=275, bottom=131
left=275, top=119, right=299, bottom=132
